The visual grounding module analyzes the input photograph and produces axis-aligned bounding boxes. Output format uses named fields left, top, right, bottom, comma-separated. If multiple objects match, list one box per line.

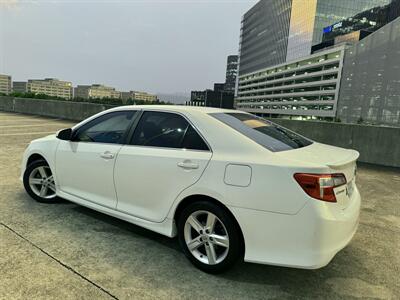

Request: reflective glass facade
left=238, top=0, right=390, bottom=77
left=312, top=0, right=390, bottom=45
left=238, top=0, right=292, bottom=76
left=321, top=0, right=400, bottom=43
left=338, top=17, right=400, bottom=127
left=286, top=0, right=318, bottom=62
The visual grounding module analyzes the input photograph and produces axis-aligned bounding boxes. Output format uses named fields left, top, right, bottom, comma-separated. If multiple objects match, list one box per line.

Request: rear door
left=114, top=111, right=212, bottom=222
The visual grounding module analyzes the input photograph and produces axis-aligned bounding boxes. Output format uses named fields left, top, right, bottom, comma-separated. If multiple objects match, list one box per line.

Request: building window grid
left=238, top=54, right=340, bottom=86
left=236, top=49, right=343, bottom=114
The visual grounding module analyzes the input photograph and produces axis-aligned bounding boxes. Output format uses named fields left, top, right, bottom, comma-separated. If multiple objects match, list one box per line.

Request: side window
left=130, top=111, right=209, bottom=151
left=182, top=125, right=209, bottom=151
left=73, top=111, right=136, bottom=144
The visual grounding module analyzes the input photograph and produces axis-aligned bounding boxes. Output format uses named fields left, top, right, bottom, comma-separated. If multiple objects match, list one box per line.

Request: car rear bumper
left=229, top=186, right=361, bottom=269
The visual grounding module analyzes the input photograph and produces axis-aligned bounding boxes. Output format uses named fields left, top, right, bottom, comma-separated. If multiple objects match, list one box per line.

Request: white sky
left=0, top=0, right=257, bottom=95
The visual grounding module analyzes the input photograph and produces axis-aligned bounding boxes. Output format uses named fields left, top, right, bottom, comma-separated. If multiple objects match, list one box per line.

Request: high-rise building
left=236, top=5, right=400, bottom=127
left=224, top=55, right=238, bottom=93
left=12, top=81, right=28, bottom=93
left=74, top=84, right=121, bottom=99
left=27, top=78, right=73, bottom=99
left=238, top=0, right=292, bottom=76
left=0, top=74, right=12, bottom=95
left=238, top=0, right=390, bottom=76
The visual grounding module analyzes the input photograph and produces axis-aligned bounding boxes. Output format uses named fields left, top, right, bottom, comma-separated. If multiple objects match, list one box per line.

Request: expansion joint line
left=0, top=222, right=119, bottom=300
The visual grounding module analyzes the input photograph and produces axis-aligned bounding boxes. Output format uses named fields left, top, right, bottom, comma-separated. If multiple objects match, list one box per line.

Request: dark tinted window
left=210, top=113, right=312, bottom=152
left=182, top=125, right=209, bottom=151
left=131, top=111, right=209, bottom=150
left=74, top=111, right=136, bottom=144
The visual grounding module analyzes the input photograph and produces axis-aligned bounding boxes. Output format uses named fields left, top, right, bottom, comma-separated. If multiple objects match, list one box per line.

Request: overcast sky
left=0, top=0, right=257, bottom=96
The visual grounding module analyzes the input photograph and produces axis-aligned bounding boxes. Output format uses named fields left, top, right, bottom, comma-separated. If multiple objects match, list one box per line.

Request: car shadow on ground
left=11, top=190, right=380, bottom=298
left=69, top=202, right=366, bottom=293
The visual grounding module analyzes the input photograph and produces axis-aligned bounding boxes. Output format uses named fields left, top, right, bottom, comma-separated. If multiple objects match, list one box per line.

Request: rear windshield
left=210, top=113, right=312, bottom=152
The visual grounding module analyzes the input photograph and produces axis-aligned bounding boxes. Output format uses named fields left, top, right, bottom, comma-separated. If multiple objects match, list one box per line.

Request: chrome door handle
left=100, top=151, right=115, bottom=159
left=177, top=160, right=199, bottom=170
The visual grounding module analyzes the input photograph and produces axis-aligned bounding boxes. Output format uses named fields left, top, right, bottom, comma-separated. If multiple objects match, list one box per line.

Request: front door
left=55, top=110, right=137, bottom=208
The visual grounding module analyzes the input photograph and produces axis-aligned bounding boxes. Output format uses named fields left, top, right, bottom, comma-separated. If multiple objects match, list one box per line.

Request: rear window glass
left=210, top=113, right=312, bottom=152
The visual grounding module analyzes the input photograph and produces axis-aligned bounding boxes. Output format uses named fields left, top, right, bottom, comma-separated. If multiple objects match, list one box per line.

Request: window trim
left=126, top=109, right=212, bottom=152
left=71, top=110, right=139, bottom=145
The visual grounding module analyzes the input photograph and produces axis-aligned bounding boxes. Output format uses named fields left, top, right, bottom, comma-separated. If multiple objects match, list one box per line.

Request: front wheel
left=23, top=160, right=58, bottom=203
left=177, top=201, right=242, bottom=273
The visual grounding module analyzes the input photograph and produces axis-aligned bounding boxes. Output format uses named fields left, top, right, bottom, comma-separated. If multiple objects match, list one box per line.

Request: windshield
left=210, top=113, right=312, bottom=152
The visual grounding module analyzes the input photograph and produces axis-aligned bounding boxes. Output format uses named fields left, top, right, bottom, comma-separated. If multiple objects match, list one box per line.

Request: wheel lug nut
left=199, top=230, right=203, bottom=234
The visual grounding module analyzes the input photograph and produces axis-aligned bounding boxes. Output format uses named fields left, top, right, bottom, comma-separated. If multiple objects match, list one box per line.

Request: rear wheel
left=177, top=201, right=242, bottom=273
left=23, top=160, right=58, bottom=203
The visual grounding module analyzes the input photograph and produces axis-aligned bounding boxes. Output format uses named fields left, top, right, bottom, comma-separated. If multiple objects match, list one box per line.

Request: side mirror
left=57, top=128, right=73, bottom=141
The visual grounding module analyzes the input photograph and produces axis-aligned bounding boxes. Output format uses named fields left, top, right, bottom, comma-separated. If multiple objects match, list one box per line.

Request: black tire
left=177, top=201, right=243, bottom=274
left=23, top=160, right=59, bottom=203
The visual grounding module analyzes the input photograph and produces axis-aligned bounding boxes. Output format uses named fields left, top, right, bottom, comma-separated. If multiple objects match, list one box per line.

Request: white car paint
left=21, top=105, right=361, bottom=269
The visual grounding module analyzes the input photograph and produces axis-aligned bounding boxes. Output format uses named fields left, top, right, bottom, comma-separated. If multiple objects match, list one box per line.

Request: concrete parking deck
left=0, top=111, right=399, bottom=300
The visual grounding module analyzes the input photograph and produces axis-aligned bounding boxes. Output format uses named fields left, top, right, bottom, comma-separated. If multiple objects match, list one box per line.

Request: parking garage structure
left=235, top=45, right=345, bottom=119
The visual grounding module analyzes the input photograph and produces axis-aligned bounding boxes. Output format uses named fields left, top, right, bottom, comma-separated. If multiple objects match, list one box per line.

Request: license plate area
left=347, top=180, right=354, bottom=199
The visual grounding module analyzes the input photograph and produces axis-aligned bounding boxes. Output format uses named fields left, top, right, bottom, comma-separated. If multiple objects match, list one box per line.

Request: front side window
left=210, top=113, right=312, bottom=152
left=130, top=111, right=209, bottom=150
left=73, top=111, right=137, bottom=144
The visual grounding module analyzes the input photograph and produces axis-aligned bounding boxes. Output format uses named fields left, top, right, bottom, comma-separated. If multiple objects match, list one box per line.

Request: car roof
left=111, top=105, right=243, bottom=115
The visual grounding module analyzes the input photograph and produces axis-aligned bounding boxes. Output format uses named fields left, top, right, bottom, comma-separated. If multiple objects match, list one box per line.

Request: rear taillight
left=294, top=173, right=347, bottom=202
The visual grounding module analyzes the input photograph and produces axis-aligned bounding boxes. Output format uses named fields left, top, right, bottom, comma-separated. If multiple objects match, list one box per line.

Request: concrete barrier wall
left=270, top=119, right=400, bottom=168
left=0, top=96, right=113, bottom=121
left=1, top=96, right=399, bottom=167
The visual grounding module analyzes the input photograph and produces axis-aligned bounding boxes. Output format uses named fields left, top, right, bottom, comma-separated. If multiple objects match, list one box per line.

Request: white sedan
left=21, top=106, right=361, bottom=273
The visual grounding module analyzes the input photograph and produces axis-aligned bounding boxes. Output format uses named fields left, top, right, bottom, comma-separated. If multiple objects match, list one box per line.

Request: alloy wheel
left=28, top=166, right=57, bottom=200
left=184, top=210, right=230, bottom=265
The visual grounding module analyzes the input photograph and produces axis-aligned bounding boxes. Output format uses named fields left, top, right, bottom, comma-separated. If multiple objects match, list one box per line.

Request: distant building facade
left=213, top=83, right=225, bottom=93
left=224, top=55, right=238, bottom=93
left=0, top=74, right=12, bottom=95
left=74, top=84, right=121, bottom=99
left=187, top=89, right=234, bottom=109
left=121, top=91, right=157, bottom=102
left=27, top=78, right=73, bottom=99
left=238, top=0, right=390, bottom=76
left=12, top=81, right=28, bottom=93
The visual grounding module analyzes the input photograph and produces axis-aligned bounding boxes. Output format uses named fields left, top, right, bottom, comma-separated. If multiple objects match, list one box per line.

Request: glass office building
left=238, top=0, right=391, bottom=76
left=238, top=0, right=292, bottom=76
left=337, top=16, right=400, bottom=127
left=312, top=0, right=390, bottom=45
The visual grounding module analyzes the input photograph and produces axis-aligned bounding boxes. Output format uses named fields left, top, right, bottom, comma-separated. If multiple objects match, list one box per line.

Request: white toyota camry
left=21, top=105, right=361, bottom=273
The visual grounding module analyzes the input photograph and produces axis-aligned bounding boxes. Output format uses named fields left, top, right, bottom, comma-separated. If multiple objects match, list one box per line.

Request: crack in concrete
left=0, top=222, right=119, bottom=300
